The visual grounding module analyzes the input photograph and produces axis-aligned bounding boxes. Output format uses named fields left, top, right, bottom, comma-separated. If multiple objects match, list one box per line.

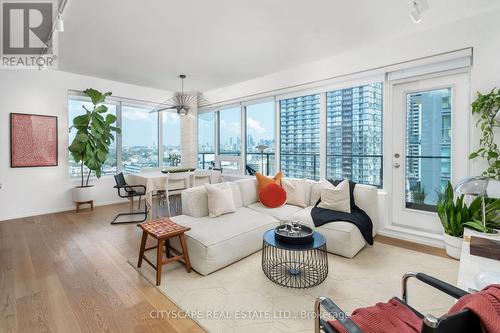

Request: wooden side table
left=137, top=218, right=191, bottom=285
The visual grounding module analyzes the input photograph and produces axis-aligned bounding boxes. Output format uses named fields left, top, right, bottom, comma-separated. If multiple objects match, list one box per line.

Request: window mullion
left=116, top=101, right=123, bottom=173
left=319, top=92, right=327, bottom=180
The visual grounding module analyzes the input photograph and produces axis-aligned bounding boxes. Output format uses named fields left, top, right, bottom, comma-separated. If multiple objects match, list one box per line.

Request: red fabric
left=447, top=284, right=500, bottom=333
left=328, top=298, right=422, bottom=333
left=259, top=183, right=286, bottom=208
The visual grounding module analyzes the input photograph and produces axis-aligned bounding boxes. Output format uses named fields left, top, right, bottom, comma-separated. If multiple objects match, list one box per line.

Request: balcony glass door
left=392, top=72, right=469, bottom=234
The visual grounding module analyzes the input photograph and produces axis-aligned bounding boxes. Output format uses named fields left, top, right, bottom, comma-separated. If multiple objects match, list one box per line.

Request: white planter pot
left=444, top=234, right=463, bottom=260
left=73, top=185, right=95, bottom=203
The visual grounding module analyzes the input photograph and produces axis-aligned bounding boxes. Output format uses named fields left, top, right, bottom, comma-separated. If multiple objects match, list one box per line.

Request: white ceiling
left=58, top=0, right=499, bottom=92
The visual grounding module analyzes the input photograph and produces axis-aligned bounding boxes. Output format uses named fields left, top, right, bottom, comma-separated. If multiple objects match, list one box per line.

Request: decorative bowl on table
left=161, top=167, right=196, bottom=173
left=274, top=222, right=314, bottom=245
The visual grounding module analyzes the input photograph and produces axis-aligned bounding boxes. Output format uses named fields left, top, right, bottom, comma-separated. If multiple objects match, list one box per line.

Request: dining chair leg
left=166, top=195, right=171, bottom=218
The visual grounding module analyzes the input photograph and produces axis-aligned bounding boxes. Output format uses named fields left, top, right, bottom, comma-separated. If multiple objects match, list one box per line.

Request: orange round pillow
left=259, top=183, right=287, bottom=208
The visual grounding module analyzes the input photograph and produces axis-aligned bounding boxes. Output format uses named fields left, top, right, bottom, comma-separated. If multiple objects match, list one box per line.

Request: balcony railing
left=280, top=153, right=320, bottom=180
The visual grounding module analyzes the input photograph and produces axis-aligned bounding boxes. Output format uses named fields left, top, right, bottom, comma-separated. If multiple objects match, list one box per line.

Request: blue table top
left=263, top=228, right=326, bottom=251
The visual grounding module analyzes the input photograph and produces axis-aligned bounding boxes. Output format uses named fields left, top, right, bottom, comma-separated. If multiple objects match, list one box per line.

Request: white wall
left=203, top=8, right=500, bottom=246
left=0, top=70, right=172, bottom=221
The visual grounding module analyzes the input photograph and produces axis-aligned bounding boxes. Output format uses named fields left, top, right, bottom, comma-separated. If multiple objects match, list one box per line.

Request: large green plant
left=436, top=182, right=469, bottom=237
left=69, top=89, right=121, bottom=187
left=469, top=88, right=500, bottom=179
left=464, top=196, right=500, bottom=233
left=437, top=182, right=500, bottom=235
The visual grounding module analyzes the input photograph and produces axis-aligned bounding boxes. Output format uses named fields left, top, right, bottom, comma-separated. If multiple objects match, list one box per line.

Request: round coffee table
left=261, top=229, right=328, bottom=289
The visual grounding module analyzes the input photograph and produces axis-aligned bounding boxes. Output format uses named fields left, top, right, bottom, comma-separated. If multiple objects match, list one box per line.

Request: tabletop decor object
left=274, top=221, right=314, bottom=245
left=161, top=167, right=196, bottom=173
left=10, top=113, right=58, bottom=167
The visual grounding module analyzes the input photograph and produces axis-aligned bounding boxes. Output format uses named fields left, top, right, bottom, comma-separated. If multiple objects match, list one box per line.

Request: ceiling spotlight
left=410, top=5, right=421, bottom=24
left=410, top=0, right=429, bottom=24
left=56, top=14, right=64, bottom=32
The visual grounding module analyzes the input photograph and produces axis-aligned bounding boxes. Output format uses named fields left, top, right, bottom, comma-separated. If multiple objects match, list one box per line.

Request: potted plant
left=436, top=182, right=470, bottom=259
left=69, top=88, right=121, bottom=203
left=468, top=88, right=500, bottom=179
left=463, top=196, right=500, bottom=233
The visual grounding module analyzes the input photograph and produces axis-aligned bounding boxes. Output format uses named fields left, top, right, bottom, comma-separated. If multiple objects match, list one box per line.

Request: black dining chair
left=111, top=172, right=148, bottom=224
left=315, top=272, right=481, bottom=333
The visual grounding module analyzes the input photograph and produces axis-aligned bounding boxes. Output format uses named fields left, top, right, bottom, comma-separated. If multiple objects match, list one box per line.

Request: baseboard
left=0, top=198, right=128, bottom=222
left=378, top=226, right=445, bottom=249
left=375, top=234, right=448, bottom=258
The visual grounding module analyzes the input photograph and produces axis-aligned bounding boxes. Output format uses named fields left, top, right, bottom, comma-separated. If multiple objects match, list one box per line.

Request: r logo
left=2, top=2, right=53, bottom=55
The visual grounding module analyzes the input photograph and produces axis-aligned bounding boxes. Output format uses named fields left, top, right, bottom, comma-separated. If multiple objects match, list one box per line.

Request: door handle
left=393, top=163, right=400, bottom=168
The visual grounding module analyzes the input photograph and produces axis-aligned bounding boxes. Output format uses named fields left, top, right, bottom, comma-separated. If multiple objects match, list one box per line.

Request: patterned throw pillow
left=259, top=183, right=287, bottom=208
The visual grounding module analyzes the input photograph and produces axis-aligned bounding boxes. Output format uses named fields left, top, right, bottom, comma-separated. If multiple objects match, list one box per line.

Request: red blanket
left=328, top=298, right=422, bottom=333
left=447, top=284, right=500, bottom=333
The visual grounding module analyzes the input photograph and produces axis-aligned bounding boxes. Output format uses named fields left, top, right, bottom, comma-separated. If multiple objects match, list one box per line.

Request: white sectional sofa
left=170, top=178, right=379, bottom=276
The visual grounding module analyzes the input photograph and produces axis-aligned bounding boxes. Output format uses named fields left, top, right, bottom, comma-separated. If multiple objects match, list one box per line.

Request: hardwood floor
left=0, top=201, right=204, bottom=333
left=0, top=200, right=450, bottom=333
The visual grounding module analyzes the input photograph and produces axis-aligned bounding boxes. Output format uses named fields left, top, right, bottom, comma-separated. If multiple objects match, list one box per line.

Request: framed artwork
left=10, top=113, right=58, bottom=167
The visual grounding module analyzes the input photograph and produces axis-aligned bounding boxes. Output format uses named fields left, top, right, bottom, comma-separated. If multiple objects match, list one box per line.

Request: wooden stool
left=137, top=218, right=191, bottom=285
left=76, top=200, right=93, bottom=212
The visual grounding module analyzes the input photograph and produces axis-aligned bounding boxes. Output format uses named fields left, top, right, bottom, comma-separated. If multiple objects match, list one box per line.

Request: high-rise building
left=280, top=94, right=321, bottom=180
left=326, top=83, right=383, bottom=186
left=405, top=89, right=452, bottom=207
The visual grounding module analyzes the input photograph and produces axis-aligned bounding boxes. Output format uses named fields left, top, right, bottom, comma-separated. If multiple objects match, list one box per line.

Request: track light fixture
left=410, top=0, right=429, bottom=24
left=56, top=14, right=64, bottom=32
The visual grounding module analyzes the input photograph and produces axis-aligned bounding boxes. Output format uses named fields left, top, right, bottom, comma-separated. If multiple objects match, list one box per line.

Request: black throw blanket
left=311, top=180, right=373, bottom=245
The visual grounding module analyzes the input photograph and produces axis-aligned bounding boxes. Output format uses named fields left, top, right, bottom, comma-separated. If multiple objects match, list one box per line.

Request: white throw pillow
left=205, top=183, right=236, bottom=217
left=282, top=179, right=308, bottom=208
left=317, top=179, right=351, bottom=213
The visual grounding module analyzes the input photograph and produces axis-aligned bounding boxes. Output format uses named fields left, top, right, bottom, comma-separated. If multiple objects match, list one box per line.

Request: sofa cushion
left=235, top=178, right=258, bottom=206
left=181, top=182, right=243, bottom=217
left=289, top=207, right=367, bottom=258
left=282, top=179, right=308, bottom=208
left=247, top=202, right=303, bottom=221
left=170, top=207, right=279, bottom=275
left=205, top=183, right=236, bottom=217
left=256, top=171, right=283, bottom=193
left=317, top=179, right=351, bottom=213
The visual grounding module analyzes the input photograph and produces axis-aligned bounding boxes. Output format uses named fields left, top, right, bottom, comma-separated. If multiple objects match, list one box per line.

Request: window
left=162, top=112, right=181, bottom=167
left=198, top=112, right=215, bottom=169
left=121, top=104, right=159, bottom=173
left=405, top=88, right=452, bottom=210
left=326, top=82, right=383, bottom=187
left=280, top=94, right=320, bottom=180
left=219, top=106, right=241, bottom=156
left=68, top=96, right=117, bottom=176
left=246, top=101, right=275, bottom=176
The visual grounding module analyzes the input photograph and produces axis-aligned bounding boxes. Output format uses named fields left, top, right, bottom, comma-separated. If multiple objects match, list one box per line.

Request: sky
left=198, top=101, right=275, bottom=148
left=69, top=99, right=181, bottom=147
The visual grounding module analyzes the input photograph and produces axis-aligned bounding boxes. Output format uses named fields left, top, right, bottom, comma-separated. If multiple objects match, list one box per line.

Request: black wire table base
left=262, top=239, right=328, bottom=289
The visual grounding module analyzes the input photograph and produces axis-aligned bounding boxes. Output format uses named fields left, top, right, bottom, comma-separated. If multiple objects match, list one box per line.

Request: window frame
left=67, top=91, right=181, bottom=177
left=244, top=98, right=276, bottom=176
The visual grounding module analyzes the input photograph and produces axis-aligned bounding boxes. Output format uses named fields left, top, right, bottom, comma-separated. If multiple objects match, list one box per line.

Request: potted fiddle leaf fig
left=69, top=88, right=121, bottom=203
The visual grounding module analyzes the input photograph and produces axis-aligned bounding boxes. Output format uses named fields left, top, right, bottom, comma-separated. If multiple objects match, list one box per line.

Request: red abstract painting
left=10, top=113, right=58, bottom=167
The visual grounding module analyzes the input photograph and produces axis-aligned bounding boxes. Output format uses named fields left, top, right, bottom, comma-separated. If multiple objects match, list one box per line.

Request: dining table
left=126, top=171, right=194, bottom=220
